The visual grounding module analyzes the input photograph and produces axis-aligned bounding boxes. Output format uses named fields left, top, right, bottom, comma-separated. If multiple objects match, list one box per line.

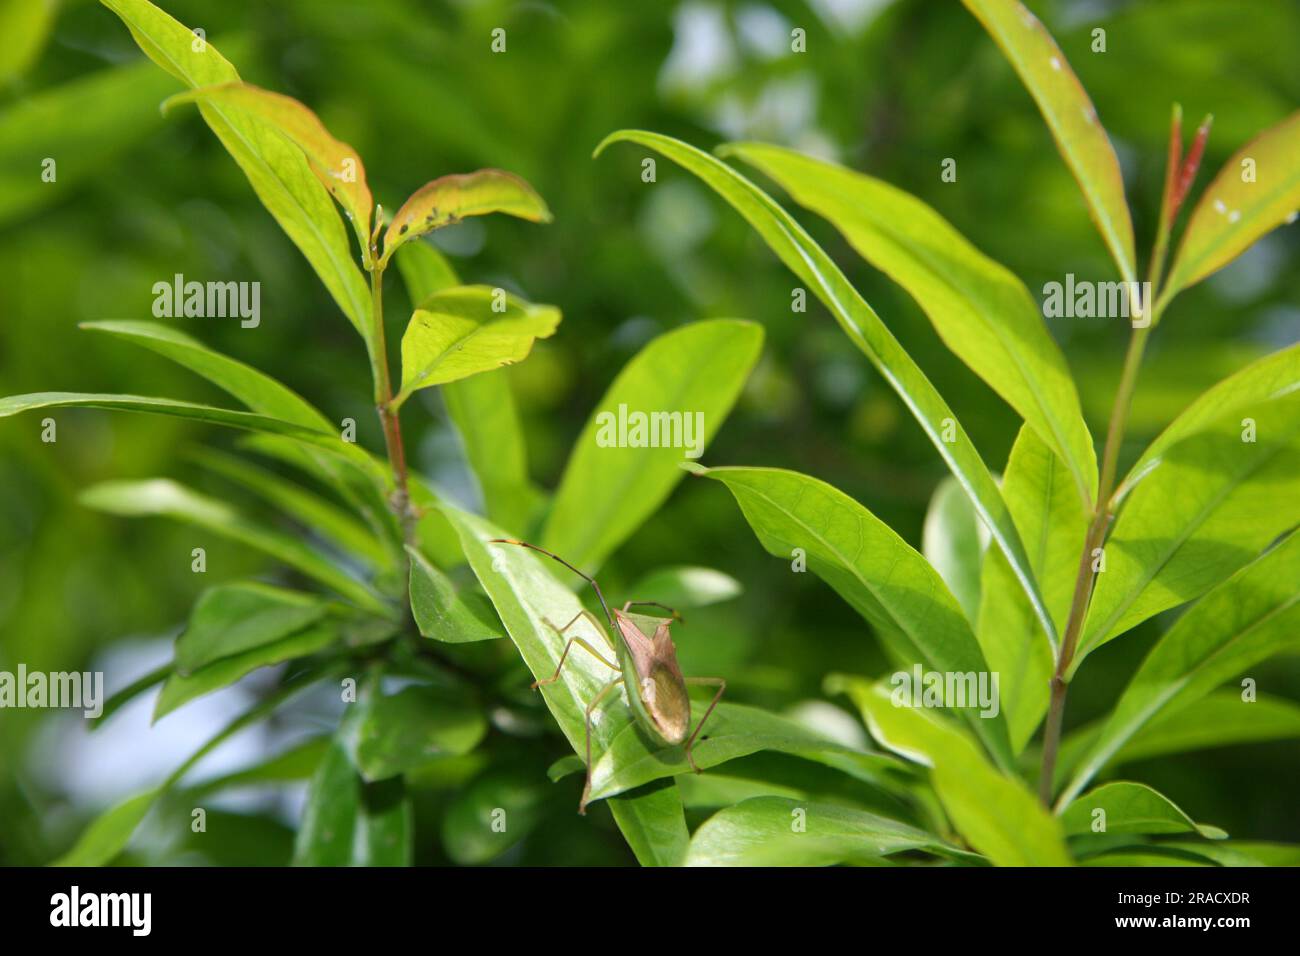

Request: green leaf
left=976, top=427, right=1087, bottom=752
left=922, top=476, right=986, bottom=623
left=190, top=448, right=391, bottom=569
left=1116, top=342, right=1300, bottom=505
left=189, top=736, right=332, bottom=797
left=175, top=581, right=328, bottom=674
left=164, top=82, right=373, bottom=260
left=293, top=741, right=358, bottom=866
left=189, top=447, right=390, bottom=567
left=80, top=320, right=331, bottom=431
left=1163, top=111, right=1300, bottom=300
left=1062, top=782, right=1226, bottom=839
left=684, top=796, right=947, bottom=867
left=725, top=142, right=1097, bottom=505
left=0, top=391, right=378, bottom=479
left=608, top=780, right=690, bottom=867
left=407, top=546, right=502, bottom=643
left=79, top=478, right=388, bottom=615
left=961, top=0, right=1136, bottom=283
left=542, top=319, right=763, bottom=572
left=51, top=790, right=159, bottom=867
left=381, top=168, right=552, bottom=266
left=1076, top=396, right=1300, bottom=664
left=0, top=55, right=177, bottom=226
left=441, top=503, right=903, bottom=807
left=442, top=372, right=543, bottom=535
left=357, top=776, right=413, bottom=867
left=77, top=320, right=392, bottom=522
left=441, top=503, right=645, bottom=757
left=595, top=130, right=1057, bottom=651
left=394, top=243, right=541, bottom=533
left=587, top=701, right=907, bottom=804
left=338, top=677, right=487, bottom=781
left=1162, top=841, right=1300, bottom=867
left=626, top=566, right=742, bottom=610
left=1060, top=531, right=1300, bottom=805
left=696, top=465, right=1014, bottom=768
left=59, top=664, right=336, bottom=866
left=1118, top=692, right=1300, bottom=766
left=394, top=239, right=460, bottom=298
left=156, top=623, right=338, bottom=721
left=396, top=285, right=560, bottom=400
left=834, top=676, right=1072, bottom=866
left=91, top=664, right=171, bottom=730
left=101, top=0, right=370, bottom=340
left=0, top=0, right=56, bottom=83
left=441, top=767, right=549, bottom=864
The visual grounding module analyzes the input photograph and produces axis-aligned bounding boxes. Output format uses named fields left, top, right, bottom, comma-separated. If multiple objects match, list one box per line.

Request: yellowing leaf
left=1163, top=111, right=1300, bottom=300
left=165, top=82, right=374, bottom=261
left=381, top=169, right=551, bottom=265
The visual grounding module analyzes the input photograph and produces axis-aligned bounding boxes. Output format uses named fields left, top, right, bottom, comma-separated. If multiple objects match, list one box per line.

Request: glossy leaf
left=1060, top=531, right=1300, bottom=805
left=685, top=795, right=946, bottom=867
left=338, top=678, right=487, bottom=781
left=79, top=478, right=388, bottom=614
left=543, top=319, right=763, bottom=571
left=696, top=464, right=1014, bottom=768
left=626, top=566, right=742, bottom=610
left=395, top=243, right=541, bottom=533
left=587, top=701, right=909, bottom=803
left=726, top=142, right=1097, bottom=505
left=381, top=168, right=552, bottom=265
left=407, top=546, right=502, bottom=643
left=1062, top=782, right=1226, bottom=839
left=1116, top=342, right=1300, bottom=505
left=922, top=475, right=986, bottom=623
left=396, top=285, right=560, bottom=400
left=175, top=581, right=328, bottom=674
left=977, top=427, right=1087, bottom=751
left=164, top=82, right=373, bottom=259
left=608, top=780, right=690, bottom=867
left=102, top=0, right=370, bottom=339
left=293, top=742, right=356, bottom=866
left=1076, top=396, right=1300, bottom=664
left=595, top=130, right=1057, bottom=649
left=962, top=0, right=1136, bottom=283
left=835, top=676, right=1072, bottom=866
left=155, top=623, right=338, bottom=721
left=1163, top=111, right=1300, bottom=299
left=442, top=503, right=902, bottom=807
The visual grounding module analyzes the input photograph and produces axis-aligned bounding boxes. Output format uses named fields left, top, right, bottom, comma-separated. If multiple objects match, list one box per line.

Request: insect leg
left=532, top=632, right=619, bottom=690
left=579, top=677, right=624, bottom=815
left=682, top=677, right=726, bottom=773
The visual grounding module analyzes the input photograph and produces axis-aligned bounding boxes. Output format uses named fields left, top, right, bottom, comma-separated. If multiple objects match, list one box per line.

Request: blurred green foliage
left=1, top=0, right=1297, bottom=864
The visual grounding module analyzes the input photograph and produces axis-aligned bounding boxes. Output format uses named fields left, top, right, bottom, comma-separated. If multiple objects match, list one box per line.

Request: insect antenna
left=489, top=539, right=617, bottom=631
left=623, top=601, right=684, bottom=624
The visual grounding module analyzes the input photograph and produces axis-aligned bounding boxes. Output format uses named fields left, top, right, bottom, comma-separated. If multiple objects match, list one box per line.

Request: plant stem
left=1038, top=321, right=1151, bottom=805
left=368, top=265, right=415, bottom=542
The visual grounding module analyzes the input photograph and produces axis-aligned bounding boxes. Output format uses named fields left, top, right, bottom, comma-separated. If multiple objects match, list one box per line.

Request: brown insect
left=490, top=539, right=726, bottom=813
